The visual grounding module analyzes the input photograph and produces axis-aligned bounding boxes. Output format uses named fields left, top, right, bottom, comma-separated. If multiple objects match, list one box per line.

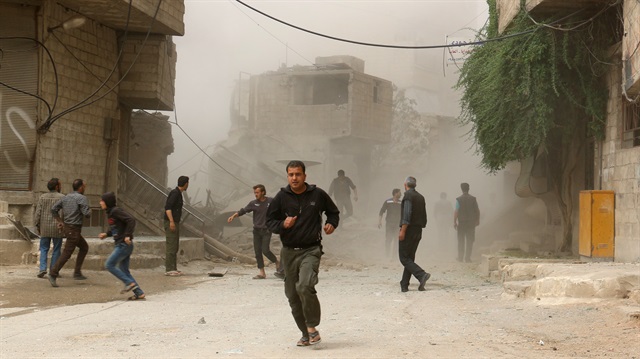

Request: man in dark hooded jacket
left=99, top=192, right=145, bottom=300
left=266, top=160, right=339, bottom=347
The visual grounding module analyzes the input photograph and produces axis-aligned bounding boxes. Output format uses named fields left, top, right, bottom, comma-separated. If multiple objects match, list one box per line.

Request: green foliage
left=373, top=86, right=431, bottom=167
left=456, top=1, right=611, bottom=173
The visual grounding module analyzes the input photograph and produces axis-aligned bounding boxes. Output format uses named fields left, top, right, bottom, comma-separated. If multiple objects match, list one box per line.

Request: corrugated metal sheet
left=0, top=4, right=38, bottom=190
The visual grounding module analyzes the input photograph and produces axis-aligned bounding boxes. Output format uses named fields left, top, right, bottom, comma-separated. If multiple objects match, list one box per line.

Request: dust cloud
left=166, top=1, right=545, bottom=265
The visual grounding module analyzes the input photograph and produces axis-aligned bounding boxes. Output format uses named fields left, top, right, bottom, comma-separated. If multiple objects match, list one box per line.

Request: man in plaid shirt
left=34, top=178, right=65, bottom=278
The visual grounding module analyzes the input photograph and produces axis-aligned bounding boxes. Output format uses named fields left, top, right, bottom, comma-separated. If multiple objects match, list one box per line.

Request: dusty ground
left=1, top=226, right=639, bottom=358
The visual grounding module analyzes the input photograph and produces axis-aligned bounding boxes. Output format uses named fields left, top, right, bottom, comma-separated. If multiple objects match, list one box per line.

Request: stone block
left=501, top=262, right=539, bottom=282
left=0, top=239, right=35, bottom=265
left=502, top=280, right=534, bottom=299
left=477, top=254, right=503, bottom=277
left=0, top=224, right=18, bottom=239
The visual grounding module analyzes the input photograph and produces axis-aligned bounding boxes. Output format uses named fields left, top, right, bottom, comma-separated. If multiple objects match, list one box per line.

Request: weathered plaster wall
left=600, top=67, right=640, bottom=263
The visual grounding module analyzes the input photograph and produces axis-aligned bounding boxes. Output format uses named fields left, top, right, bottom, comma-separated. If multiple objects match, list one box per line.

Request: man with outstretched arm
left=48, top=179, right=91, bottom=287
left=228, top=184, right=283, bottom=280
left=266, top=160, right=340, bottom=347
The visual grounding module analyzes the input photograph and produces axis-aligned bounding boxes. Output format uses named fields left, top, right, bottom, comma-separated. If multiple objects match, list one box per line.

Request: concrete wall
left=350, top=72, right=392, bottom=144
left=599, top=66, right=640, bottom=263
left=34, top=3, right=121, bottom=206
left=623, top=0, right=640, bottom=96
left=251, top=69, right=392, bottom=144
left=129, top=111, right=174, bottom=186
left=119, top=35, right=176, bottom=110
left=496, top=0, right=520, bottom=34
left=58, top=0, right=185, bottom=36
left=0, top=1, right=183, bottom=235
left=251, top=71, right=350, bottom=138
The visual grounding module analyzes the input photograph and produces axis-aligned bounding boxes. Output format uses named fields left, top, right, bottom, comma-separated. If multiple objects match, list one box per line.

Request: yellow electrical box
left=579, top=190, right=615, bottom=260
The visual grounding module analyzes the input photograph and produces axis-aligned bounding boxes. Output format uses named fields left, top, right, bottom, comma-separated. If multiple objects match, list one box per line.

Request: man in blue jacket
left=99, top=192, right=145, bottom=300
left=266, top=160, right=340, bottom=347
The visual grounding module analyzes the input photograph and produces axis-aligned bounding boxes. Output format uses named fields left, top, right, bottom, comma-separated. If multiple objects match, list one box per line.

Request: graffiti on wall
left=0, top=90, right=37, bottom=189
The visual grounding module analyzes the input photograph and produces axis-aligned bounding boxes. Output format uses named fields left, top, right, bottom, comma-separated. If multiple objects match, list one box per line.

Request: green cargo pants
left=164, top=219, right=180, bottom=272
left=281, top=244, right=323, bottom=336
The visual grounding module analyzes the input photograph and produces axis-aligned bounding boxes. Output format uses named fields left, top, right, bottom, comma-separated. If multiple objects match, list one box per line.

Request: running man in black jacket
left=266, top=160, right=340, bottom=347
left=99, top=192, right=145, bottom=300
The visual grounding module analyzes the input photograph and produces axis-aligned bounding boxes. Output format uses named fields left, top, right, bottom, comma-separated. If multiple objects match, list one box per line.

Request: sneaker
left=418, top=273, right=431, bottom=291
left=73, top=274, right=87, bottom=280
left=37, top=270, right=47, bottom=278
left=48, top=275, right=58, bottom=288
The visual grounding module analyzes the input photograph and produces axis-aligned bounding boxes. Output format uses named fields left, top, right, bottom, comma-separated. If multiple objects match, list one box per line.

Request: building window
left=373, top=82, right=379, bottom=103
left=293, top=74, right=349, bottom=105
left=622, top=99, right=640, bottom=148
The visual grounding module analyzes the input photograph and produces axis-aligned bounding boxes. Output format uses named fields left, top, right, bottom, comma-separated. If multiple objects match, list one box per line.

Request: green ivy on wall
left=456, top=0, right=615, bottom=173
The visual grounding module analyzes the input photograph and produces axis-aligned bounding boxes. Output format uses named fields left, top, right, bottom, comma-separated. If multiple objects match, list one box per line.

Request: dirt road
left=1, top=242, right=638, bottom=359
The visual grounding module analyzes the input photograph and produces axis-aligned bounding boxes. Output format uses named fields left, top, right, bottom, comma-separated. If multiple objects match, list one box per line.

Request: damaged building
left=0, top=0, right=184, bottom=258
left=207, top=55, right=393, bottom=209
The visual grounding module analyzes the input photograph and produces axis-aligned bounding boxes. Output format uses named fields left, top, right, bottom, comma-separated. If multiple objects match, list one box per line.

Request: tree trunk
left=548, top=129, right=584, bottom=253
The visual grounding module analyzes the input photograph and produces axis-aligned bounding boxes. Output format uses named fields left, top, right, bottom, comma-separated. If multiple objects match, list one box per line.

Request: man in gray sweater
left=48, top=179, right=91, bottom=287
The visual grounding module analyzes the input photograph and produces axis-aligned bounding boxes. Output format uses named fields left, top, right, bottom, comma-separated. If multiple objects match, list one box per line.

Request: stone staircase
left=479, top=254, right=640, bottom=303
left=0, top=201, right=18, bottom=240
left=4, top=236, right=204, bottom=270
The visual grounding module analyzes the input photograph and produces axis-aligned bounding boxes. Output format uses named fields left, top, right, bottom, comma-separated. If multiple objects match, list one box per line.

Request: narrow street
left=1, top=242, right=638, bottom=358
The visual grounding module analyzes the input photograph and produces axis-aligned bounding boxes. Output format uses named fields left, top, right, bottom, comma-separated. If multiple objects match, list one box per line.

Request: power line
left=38, top=0, right=155, bottom=133
left=0, top=36, right=57, bottom=118
left=161, top=25, right=253, bottom=187
left=234, top=0, right=539, bottom=49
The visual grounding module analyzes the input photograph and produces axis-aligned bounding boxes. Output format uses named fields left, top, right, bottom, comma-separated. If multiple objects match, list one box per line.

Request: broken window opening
left=373, top=83, right=379, bottom=104
left=293, top=74, right=349, bottom=105
left=622, top=98, right=640, bottom=148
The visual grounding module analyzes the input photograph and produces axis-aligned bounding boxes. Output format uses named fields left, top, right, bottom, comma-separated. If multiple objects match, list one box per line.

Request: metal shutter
left=0, top=4, right=38, bottom=190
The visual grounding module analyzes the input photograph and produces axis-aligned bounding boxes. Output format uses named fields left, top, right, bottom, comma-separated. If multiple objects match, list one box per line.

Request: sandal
left=120, top=283, right=138, bottom=294
left=296, top=337, right=310, bottom=347
left=127, top=293, right=146, bottom=301
left=165, top=271, right=182, bottom=277
left=309, top=331, right=321, bottom=345
left=252, top=274, right=266, bottom=279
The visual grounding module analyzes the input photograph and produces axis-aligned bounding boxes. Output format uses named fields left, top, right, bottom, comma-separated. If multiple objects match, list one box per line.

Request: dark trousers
left=164, top=219, right=180, bottom=272
left=336, top=197, right=353, bottom=218
left=399, top=226, right=427, bottom=288
left=50, top=224, right=88, bottom=277
left=457, top=225, right=475, bottom=261
left=385, top=225, right=399, bottom=259
left=253, top=228, right=277, bottom=269
left=281, top=245, right=323, bottom=336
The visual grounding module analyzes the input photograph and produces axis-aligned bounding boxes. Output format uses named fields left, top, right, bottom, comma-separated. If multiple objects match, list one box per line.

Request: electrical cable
left=228, top=0, right=315, bottom=71
left=37, top=0, right=140, bottom=133
left=0, top=36, right=57, bottom=118
left=160, top=24, right=253, bottom=187
left=49, top=30, right=118, bottom=94
left=172, top=122, right=252, bottom=187
left=234, top=0, right=539, bottom=49
left=229, top=0, right=395, bottom=107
